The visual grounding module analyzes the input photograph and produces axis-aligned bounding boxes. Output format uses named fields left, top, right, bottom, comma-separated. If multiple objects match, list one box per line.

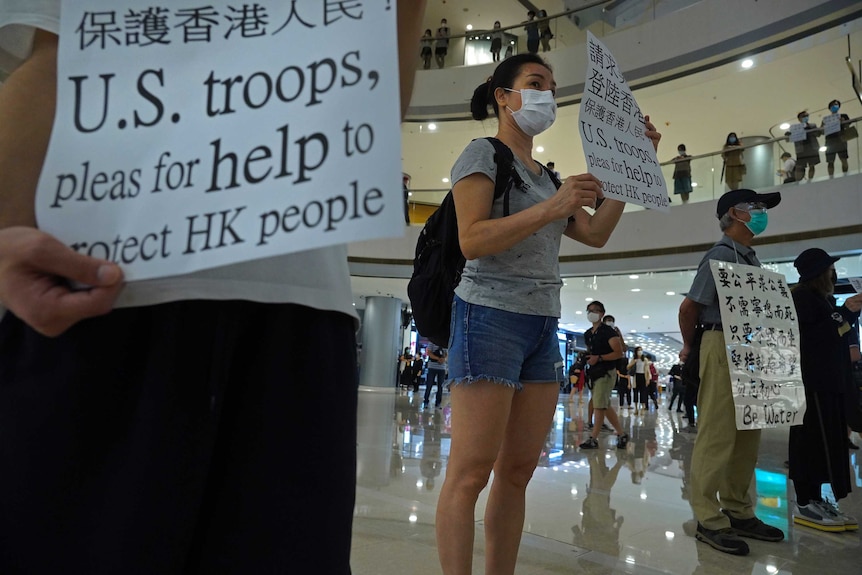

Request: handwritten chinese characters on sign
left=822, top=113, right=841, bottom=137
left=578, top=32, right=668, bottom=212
left=709, top=261, right=806, bottom=430
left=38, top=1, right=400, bottom=281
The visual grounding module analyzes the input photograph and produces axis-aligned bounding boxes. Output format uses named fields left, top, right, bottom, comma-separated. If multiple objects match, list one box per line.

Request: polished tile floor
left=352, top=386, right=862, bottom=574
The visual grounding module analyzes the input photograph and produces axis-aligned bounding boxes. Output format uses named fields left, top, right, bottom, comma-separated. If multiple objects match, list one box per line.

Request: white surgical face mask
left=587, top=312, right=601, bottom=323
left=505, top=88, right=557, bottom=136
left=604, top=321, right=615, bottom=329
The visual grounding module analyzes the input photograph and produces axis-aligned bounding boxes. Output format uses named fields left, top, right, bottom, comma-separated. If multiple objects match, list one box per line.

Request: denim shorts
left=447, top=295, right=563, bottom=390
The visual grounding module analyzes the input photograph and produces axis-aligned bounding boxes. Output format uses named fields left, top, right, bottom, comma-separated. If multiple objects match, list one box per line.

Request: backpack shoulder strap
left=540, top=164, right=562, bottom=189
left=484, top=137, right=523, bottom=217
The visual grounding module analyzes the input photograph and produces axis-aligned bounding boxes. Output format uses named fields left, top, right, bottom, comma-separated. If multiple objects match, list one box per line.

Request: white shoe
left=818, top=500, right=858, bottom=531
left=793, top=502, right=844, bottom=532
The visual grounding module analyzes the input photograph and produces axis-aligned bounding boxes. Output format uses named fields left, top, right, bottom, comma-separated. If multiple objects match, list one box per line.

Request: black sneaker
left=721, top=510, right=784, bottom=542
left=616, top=433, right=629, bottom=449
left=579, top=437, right=599, bottom=449
left=695, top=523, right=749, bottom=555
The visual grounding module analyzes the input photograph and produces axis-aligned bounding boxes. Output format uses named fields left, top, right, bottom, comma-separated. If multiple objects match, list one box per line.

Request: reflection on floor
left=352, top=386, right=862, bottom=575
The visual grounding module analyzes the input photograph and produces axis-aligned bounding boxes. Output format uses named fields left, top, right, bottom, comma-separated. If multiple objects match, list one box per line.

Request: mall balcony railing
left=423, top=0, right=702, bottom=68
left=404, top=116, right=862, bottom=223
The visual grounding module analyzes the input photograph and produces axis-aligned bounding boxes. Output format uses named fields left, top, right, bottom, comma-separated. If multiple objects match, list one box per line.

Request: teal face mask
left=745, top=211, right=768, bottom=236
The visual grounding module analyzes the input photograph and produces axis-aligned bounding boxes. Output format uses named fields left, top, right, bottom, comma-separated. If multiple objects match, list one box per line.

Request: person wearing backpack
left=433, top=53, right=662, bottom=575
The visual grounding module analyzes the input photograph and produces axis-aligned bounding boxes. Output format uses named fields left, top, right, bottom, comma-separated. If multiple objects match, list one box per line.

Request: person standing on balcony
left=822, top=99, right=851, bottom=177
left=538, top=10, right=553, bottom=52
left=721, top=132, right=745, bottom=190
left=490, top=21, right=504, bottom=62
left=435, top=19, right=450, bottom=69
left=790, top=110, right=821, bottom=181
left=672, top=144, right=693, bottom=203
left=524, top=11, right=540, bottom=54
left=421, top=28, right=434, bottom=70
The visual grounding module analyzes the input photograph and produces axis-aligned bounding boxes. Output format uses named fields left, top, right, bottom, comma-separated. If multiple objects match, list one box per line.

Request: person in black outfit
left=424, top=346, right=447, bottom=408
left=667, top=363, right=684, bottom=412
left=789, top=248, right=862, bottom=531
left=788, top=110, right=821, bottom=181
left=411, top=353, right=425, bottom=392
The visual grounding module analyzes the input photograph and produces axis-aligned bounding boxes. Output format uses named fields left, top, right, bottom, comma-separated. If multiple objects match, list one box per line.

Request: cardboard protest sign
left=37, top=1, right=402, bottom=281
left=822, top=113, right=841, bottom=136
left=579, top=32, right=668, bottom=212
left=788, top=123, right=807, bottom=143
left=710, top=261, right=806, bottom=430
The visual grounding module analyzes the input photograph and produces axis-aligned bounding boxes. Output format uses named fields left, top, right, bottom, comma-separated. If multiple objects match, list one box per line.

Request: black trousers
left=424, top=369, right=445, bottom=406
left=0, top=301, right=357, bottom=575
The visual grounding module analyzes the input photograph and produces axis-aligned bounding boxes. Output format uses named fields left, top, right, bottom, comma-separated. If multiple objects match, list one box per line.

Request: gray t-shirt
left=451, top=139, right=566, bottom=317
left=686, top=234, right=760, bottom=325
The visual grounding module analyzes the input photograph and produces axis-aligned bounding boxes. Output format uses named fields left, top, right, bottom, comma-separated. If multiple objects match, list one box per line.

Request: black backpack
left=407, top=137, right=560, bottom=347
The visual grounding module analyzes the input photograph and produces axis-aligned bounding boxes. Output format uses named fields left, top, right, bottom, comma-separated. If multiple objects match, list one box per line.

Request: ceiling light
left=427, top=123, right=437, bottom=131
left=536, top=146, right=544, bottom=153
left=692, top=182, right=698, bottom=188
left=442, top=177, right=449, bottom=183
left=466, top=24, right=473, bottom=31
left=631, top=288, right=641, bottom=292
left=642, top=315, right=650, bottom=319
left=629, top=274, right=639, bottom=279
left=741, top=58, right=754, bottom=69
left=780, top=122, right=791, bottom=130
left=630, top=329, right=636, bottom=333
left=575, top=310, right=583, bottom=314
left=585, top=297, right=593, bottom=302
left=666, top=291, right=676, bottom=296
left=819, top=145, right=827, bottom=152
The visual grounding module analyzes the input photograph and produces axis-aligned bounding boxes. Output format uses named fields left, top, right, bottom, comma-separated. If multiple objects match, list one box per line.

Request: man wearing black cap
left=678, top=188, right=784, bottom=555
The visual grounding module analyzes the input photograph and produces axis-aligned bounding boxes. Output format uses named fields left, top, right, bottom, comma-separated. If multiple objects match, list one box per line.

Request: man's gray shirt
left=686, top=234, right=760, bottom=325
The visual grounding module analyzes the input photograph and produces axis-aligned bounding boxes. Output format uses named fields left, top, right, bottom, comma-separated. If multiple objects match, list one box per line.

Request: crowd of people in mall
left=1, top=1, right=861, bottom=574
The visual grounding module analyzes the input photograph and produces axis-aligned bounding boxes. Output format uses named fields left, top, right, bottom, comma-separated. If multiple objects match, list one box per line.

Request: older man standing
left=678, top=189, right=785, bottom=556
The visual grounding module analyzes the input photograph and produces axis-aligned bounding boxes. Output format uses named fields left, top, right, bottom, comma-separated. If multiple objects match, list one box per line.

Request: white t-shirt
left=0, top=1, right=358, bottom=323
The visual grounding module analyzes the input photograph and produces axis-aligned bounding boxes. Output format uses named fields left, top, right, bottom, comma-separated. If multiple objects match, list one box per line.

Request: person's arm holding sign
left=0, top=30, right=125, bottom=337
left=564, top=115, right=661, bottom=247
left=0, top=1, right=427, bottom=338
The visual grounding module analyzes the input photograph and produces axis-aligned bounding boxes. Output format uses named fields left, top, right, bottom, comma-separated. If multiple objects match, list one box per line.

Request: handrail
left=658, top=115, right=862, bottom=166
left=426, top=0, right=612, bottom=45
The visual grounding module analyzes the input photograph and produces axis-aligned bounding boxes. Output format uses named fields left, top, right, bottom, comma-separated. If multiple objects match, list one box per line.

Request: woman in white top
left=628, top=346, right=651, bottom=415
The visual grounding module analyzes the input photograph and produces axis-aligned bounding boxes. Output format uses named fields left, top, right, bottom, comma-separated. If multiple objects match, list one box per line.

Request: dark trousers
left=0, top=301, right=357, bottom=575
left=684, top=379, right=699, bottom=424
left=424, top=368, right=445, bottom=407
left=669, top=389, right=684, bottom=410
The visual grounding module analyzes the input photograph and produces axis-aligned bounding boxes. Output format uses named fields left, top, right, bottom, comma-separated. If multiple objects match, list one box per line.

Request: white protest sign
left=788, top=123, right=807, bottom=143
left=848, top=277, right=862, bottom=293
left=37, top=1, right=403, bottom=281
left=710, top=261, right=806, bottom=430
left=579, top=32, right=668, bottom=212
left=822, top=113, right=841, bottom=136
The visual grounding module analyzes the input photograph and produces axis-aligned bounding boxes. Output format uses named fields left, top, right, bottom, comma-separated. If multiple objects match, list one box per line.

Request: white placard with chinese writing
left=579, top=32, right=669, bottom=212
left=849, top=277, right=862, bottom=293
left=788, top=123, right=807, bottom=143
left=37, top=1, right=402, bottom=281
left=822, top=113, right=841, bottom=136
left=710, top=261, right=806, bottom=430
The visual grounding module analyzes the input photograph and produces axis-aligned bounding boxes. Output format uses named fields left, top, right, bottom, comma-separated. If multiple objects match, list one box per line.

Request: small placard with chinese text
left=709, top=261, right=806, bottom=430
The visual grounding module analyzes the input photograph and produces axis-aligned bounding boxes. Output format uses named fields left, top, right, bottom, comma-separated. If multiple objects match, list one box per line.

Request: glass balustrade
left=404, top=117, right=861, bottom=221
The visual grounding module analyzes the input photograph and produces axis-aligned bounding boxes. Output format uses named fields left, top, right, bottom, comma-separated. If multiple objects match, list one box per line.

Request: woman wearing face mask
left=721, top=132, right=745, bottom=191
left=627, top=346, right=650, bottom=414
left=490, top=21, right=503, bottom=62
left=672, top=144, right=693, bottom=203
left=822, top=99, right=851, bottom=177
left=789, top=248, right=862, bottom=532
left=436, top=53, right=661, bottom=574
left=788, top=110, right=821, bottom=181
